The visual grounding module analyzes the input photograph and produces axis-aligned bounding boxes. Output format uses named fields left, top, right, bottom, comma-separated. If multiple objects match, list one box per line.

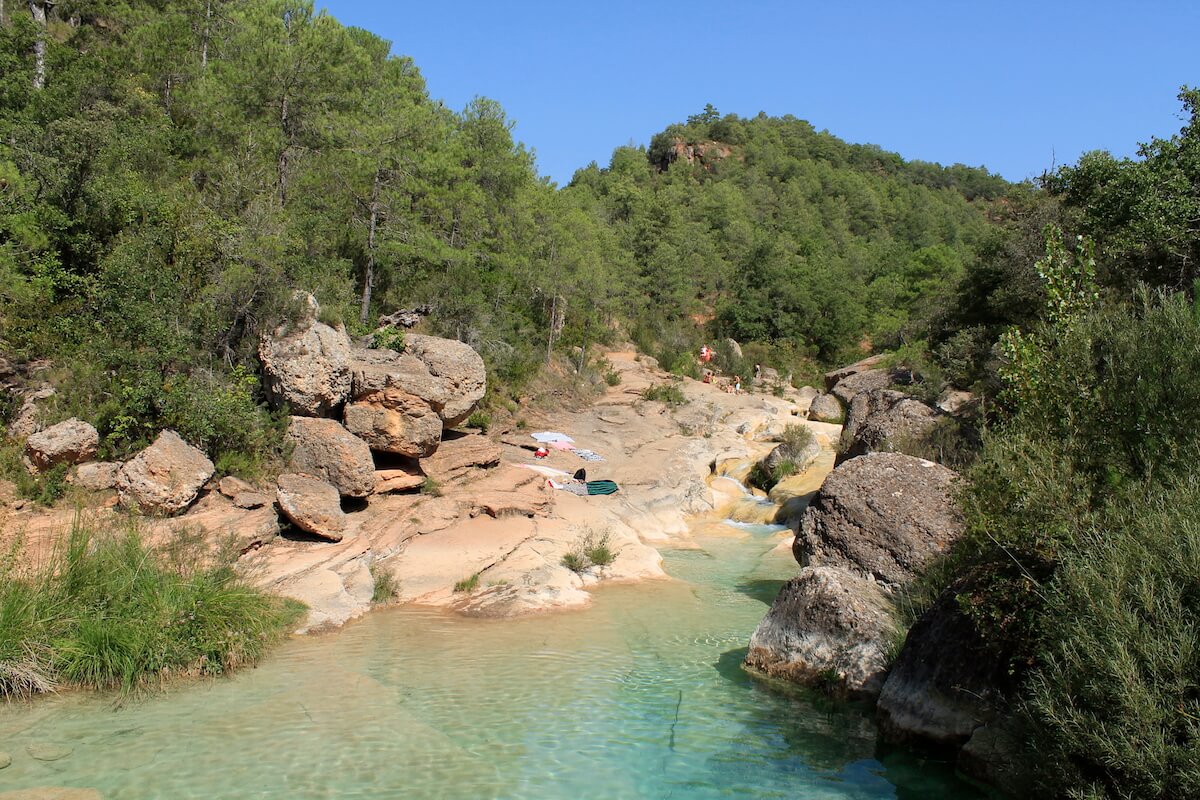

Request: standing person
left=754, top=364, right=762, bottom=381
left=734, top=375, right=742, bottom=394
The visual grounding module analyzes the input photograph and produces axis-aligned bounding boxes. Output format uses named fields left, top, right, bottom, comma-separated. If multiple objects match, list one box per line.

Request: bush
left=370, top=562, right=399, bottom=604
left=0, top=519, right=303, bottom=698
left=465, top=411, right=490, bottom=433
left=747, top=458, right=797, bottom=493
left=562, top=530, right=618, bottom=573
left=641, top=383, right=688, bottom=407
left=370, top=327, right=406, bottom=352
left=453, top=573, right=479, bottom=593
left=0, top=443, right=70, bottom=506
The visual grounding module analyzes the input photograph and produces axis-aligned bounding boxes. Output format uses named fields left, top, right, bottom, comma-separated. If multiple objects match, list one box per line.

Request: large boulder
left=793, top=452, right=963, bottom=587
left=285, top=416, right=375, bottom=498
left=258, top=295, right=353, bottom=417
left=761, top=435, right=821, bottom=475
left=831, top=367, right=908, bottom=405
left=838, top=389, right=942, bottom=464
left=877, top=586, right=1008, bottom=747
left=807, top=393, right=843, bottom=423
left=745, top=566, right=897, bottom=698
left=349, top=334, right=486, bottom=427
left=276, top=473, right=347, bottom=542
left=343, top=386, right=443, bottom=457
left=823, top=354, right=889, bottom=391
left=23, top=418, right=98, bottom=472
left=72, top=461, right=121, bottom=492
left=117, top=430, right=215, bottom=515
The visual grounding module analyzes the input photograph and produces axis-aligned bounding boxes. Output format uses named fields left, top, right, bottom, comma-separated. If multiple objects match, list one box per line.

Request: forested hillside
left=0, top=1, right=1003, bottom=471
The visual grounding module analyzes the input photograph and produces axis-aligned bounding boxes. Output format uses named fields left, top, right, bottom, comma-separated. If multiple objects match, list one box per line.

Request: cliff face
left=651, top=138, right=734, bottom=172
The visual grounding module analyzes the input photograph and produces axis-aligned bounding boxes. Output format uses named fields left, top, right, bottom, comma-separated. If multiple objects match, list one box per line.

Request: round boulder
left=276, top=473, right=347, bottom=542
left=258, top=295, right=352, bottom=417
left=838, top=389, right=942, bottom=464
left=285, top=417, right=375, bottom=498
left=343, top=387, right=443, bottom=457
left=807, top=393, right=843, bottom=423
left=117, top=430, right=214, bottom=515
left=23, top=418, right=98, bottom=472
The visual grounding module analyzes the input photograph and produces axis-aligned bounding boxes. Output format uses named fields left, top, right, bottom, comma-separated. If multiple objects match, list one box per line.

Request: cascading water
left=0, top=439, right=983, bottom=799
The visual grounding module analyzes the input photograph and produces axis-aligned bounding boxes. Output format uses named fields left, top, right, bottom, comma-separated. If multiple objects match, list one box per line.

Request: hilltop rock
left=877, top=585, right=1007, bottom=747
left=807, top=393, right=843, bottom=423
left=746, top=566, right=897, bottom=698
left=275, top=473, right=347, bottom=542
left=793, top=452, right=963, bottom=587
left=24, top=418, right=98, bottom=472
left=285, top=416, right=375, bottom=498
left=838, top=389, right=942, bottom=464
left=343, top=386, right=442, bottom=457
left=117, top=430, right=214, bottom=515
left=258, top=295, right=352, bottom=417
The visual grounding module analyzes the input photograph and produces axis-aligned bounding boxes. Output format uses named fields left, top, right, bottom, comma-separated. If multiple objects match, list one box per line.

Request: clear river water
left=0, top=518, right=984, bottom=799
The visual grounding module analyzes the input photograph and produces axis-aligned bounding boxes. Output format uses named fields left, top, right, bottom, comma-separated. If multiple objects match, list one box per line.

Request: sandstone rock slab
left=117, top=430, right=214, bottom=515
left=373, top=469, right=424, bottom=494
left=349, top=334, right=485, bottom=427
left=285, top=416, right=375, bottom=498
left=419, top=433, right=501, bottom=484
left=73, top=461, right=120, bottom=492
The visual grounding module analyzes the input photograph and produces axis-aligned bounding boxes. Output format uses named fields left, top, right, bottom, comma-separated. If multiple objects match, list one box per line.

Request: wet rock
left=0, top=751, right=9, bottom=769
left=877, top=586, right=1007, bottom=747
left=0, top=790, right=102, bottom=800
left=258, top=294, right=353, bottom=417
left=419, top=433, right=501, bottom=484
left=24, top=418, right=98, bottom=472
left=837, top=389, right=942, bottom=464
left=117, top=430, right=214, bottom=515
left=26, top=742, right=72, bottom=761
left=746, top=566, right=897, bottom=698
left=275, top=473, right=347, bottom=542
left=793, top=452, right=963, bottom=586
left=285, top=416, right=375, bottom=498
left=73, top=461, right=121, bottom=492
left=343, top=387, right=442, bottom=457
left=807, top=393, right=843, bottom=423
left=957, top=715, right=1032, bottom=795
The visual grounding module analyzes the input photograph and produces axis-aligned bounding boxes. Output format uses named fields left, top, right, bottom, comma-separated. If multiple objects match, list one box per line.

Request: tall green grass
left=0, top=518, right=303, bottom=699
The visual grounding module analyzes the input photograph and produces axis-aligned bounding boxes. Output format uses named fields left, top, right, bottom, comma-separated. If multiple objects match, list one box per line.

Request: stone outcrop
left=793, top=452, right=963, bottom=586
left=419, top=433, right=501, bottom=484
left=72, top=461, right=121, bottom=492
left=116, top=430, right=214, bottom=515
left=285, top=416, right=375, bottom=498
left=831, top=368, right=902, bottom=404
left=275, top=473, right=347, bottom=542
left=838, top=389, right=942, bottom=464
left=823, top=354, right=888, bottom=391
left=23, top=418, right=98, bottom=472
left=343, top=386, right=442, bottom=457
left=877, top=586, right=1007, bottom=747
left=937, top=389, right=977, bottom=416
left=349, top=334, right=486, bottom=429
left=746, top=566, right=897, bottom=698
left=807, top=393, right=843, bottom=423
left=761, top=435, right=821, bottom=475
left=6, top=386, right=55, bottom=441
left=374, top=468, right=424, bottom=494
left=258, top=295, right=352, bottom=417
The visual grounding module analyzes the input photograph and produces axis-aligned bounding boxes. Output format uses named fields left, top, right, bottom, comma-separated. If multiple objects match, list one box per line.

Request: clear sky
left=318, top=1, right=1199, bottom=187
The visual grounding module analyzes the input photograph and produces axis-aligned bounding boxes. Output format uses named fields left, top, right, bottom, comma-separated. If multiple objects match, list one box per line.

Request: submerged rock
left=285, top=416, right=375, bottom=498
left=275, top=473, right=347, bottom=542
left=793, top=452, right=963, bottom=587
left=837, top=389, right=942, bottom=464
left=24, top=418, right=98, bottom=472
left=746, top=566, right=897, bottom=698
left=117, top=430, right=214, bottom=515
left=258, top=294, right=353, bottom=417
left=26, top=742, right=72, bottom=762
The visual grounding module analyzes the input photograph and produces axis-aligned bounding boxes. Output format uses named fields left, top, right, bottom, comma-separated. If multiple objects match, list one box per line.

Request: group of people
left=698, top=345, right=743, bottom=394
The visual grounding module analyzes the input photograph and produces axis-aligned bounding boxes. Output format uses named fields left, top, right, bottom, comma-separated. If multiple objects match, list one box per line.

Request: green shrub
left=561, top=552, right=587, bottom=573
left=562, top=530, right=618, bottom=573
left=465, top=411, right=490, bottom=433
left=747, top=458, right=798, bottom=493
left=0, top=443, right=69, bottom=506
left=453, top=573, right=480, bottom=593
left=370, top=562, right=399, bottom=604
left=604, top=369, right=622, bottom=387
left=779, top=423, right=815, bottom=454
left=0, top=519, right=303, bottom=698
left=421, top=477, right=442, bottom=497
left=371, top=327, right=406, bottom=352
left=641, top=383, right=688, bottom=407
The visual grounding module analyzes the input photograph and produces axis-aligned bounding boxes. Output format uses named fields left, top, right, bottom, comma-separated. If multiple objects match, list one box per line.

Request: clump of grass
left=0, top=518, right=304, bottom=699
left=453, top=573, right=480, bottom=593
left=641, top=383, right=687, bottom=407
left=747, top=458, right=798, bottom=493
left=0, top=442, right=70, bottom=506
left=465, top=411, right=490, bottom=432
left=604, top=369, right=622, bottom=387
left=370, top=326, right=406, bottom=351
left=420, top=477, right=442, bottom=497
left=562, top=530, right=618, bottom=573
left=779, top=423, right=815, bottom=453
left=370, top=562, right=399, bottom=604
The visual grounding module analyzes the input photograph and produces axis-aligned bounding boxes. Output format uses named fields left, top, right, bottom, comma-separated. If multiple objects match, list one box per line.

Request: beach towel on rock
left=531, top=431, right=574, bottom=444
left=574, top=449, right=604, bottom=462
left=586, top=480, right=619, bottom=496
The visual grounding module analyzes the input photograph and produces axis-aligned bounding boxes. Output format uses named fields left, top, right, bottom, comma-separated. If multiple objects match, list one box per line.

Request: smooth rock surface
left=343, top=387, right=442, bottom=456
left=26, top=742, right=72, bottom=761
left=419, top=433, right=501, bottom=484
left=285, top=416, right=375, bottom=498
left=0, top=790, right=102, bottom=800
left=116, top=430, right=214, bottom=515
left=275, top=473, right=347, bottom=542
left=838, top=389, right=942, bottom=464
left=73, top=461, right=120, bottom=492
left=373, top=468, right=424, bottom=494
left=807, top=393, right=843, bottom=423
left=24, top=418, right=98, bottom=472
left=258, top=295, right=352, bottom=417
left=793, top=452, right=963, bottom=586
left=746, top=566, right=897, bottom=698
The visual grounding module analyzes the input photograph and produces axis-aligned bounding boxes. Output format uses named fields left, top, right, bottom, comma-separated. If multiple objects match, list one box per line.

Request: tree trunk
left=200, top=0, right=211, bottom=70
left=277, top=93, right=290, bottom=205
left=359, top=170, right=383, bottom=327
left=29, top=0, right=46, bottom=90
left=546, top=293, right=557, bottom=365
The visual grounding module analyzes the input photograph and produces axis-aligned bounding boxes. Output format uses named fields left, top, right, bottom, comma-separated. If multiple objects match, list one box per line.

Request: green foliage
left=464, top=411, right=490, bottom=432
left=0, top=519, right=303, bottom=698
left=0, top=442, right=69, bottom=506
left=452, top=573, right=479, bottom=593
left=371, top=327, right=406, bottom=352
left=370, top=562, right=399, bottom=604
left=420, top=477, right=442, bottom=497
left=640, top=383, right=688, bottom=407
left=562, top=530, right=617, bottom=573
left=779, top=423, right=814, bottom=454
left=747, top=458, right=798, bottom=493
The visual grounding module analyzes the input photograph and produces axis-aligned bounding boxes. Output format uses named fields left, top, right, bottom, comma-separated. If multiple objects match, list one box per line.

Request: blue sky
left=319, top=1, right=1199, bottom=186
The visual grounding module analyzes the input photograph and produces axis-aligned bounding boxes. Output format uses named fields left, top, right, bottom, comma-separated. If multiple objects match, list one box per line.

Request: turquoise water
left=0, top=520, right=982, bottom=799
